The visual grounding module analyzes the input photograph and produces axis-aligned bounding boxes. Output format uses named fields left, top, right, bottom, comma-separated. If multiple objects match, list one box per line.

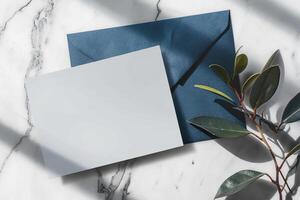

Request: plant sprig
left=189, top=49, right=300, bottom=199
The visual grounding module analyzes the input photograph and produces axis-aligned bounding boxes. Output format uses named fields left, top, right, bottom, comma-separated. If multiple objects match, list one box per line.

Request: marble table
left=0, top=0, right=299, bottom=199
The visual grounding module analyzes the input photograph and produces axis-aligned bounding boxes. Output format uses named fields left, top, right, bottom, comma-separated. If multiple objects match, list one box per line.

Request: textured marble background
left=0, top=0, right=299, bottom=199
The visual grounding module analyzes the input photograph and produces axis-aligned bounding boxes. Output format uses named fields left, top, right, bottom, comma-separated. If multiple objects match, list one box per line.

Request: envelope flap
left=67, top=10, right=231, bottom=87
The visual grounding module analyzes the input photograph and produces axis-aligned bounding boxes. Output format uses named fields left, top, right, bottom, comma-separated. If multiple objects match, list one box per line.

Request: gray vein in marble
left=0, top=0, right=33, bottom=39
left=24, top=0, right=54, bottom=132
left=97, top=162, right=128, bottom=200
left=121, top=172, right=131, bottom=200
left=25, top=0, right=54, bottom=80
left=0, top=0, right=55, bottom=176
left=155, top=0, right=161, bottom=21
left=0, top=135, right=27, bottom=174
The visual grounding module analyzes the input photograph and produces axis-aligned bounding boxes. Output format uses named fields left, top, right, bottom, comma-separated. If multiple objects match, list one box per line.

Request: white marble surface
left=0, top=0, right=299, bottom=199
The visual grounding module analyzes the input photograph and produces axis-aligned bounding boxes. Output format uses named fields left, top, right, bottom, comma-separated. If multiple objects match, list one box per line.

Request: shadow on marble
left=0, top=121, right=85, bottom=173
left=286, top=154, right=300, bottom=200
left=233, top=0, right=300, bottom=34
left=81, top=0, right=158, bottom=22
left=0, top=121, right=45, bottom=168
left=225, top=179, right=277, bottom=200
left=85, top=0, right=300, bottom=36
left=215, top=136, right=271, bottom=163
left=0, top=121, right=111, bottom=198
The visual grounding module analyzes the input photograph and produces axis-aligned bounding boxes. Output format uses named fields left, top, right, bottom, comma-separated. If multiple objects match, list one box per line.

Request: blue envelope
left=67, top=10, right=244, bottom=144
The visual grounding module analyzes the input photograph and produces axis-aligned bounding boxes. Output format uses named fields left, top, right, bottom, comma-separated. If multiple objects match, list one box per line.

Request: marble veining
left=0, top=0, right=35, bottom=176
left=97, top=162, right=133, bottom=200
left=0, top=0, right=33, bottom=38
left=0, top=0, right=299, bottom=199
left=24, top=0, right=55, bottom=134
left=155, top=0, right=162, bottom=21
left=0, top=0, right=55, bottom=176
left=0, top=133, right=25, bottom=175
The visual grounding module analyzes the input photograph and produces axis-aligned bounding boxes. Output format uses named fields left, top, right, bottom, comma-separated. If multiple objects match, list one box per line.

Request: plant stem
left=231, top=85, right=293, bottom=198
left=279, top=170, right=293, bottom=193
left=250, top=132, right=263, bottom=141
left=255, top=123, right=283, bottom=200
left=278, top=152, right=293, bottom=193
left=231, top=86, right=285, bottom=199
left=266, top=173, right=276, bottom=184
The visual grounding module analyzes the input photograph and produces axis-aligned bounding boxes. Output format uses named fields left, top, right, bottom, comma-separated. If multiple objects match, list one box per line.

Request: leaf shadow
left=191, top=125, right=271, bottom=163
left=225, top=179, right=276, bottom=200
left=286, top=153, right=300, bottom=200
left=213, top=98, right=271, bottom=163
left=215, top=135, right=271, bottom=163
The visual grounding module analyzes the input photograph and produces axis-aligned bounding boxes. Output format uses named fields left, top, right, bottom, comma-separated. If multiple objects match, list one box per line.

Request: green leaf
left=194, top=84, right=233, bottom=102
left=241, top=73, right=260, bottom=95
left=215, top=170, right=265, bottom=199
left=209, top=64, right=231, bottom=84
left=286, top=143, right=300, bottom=159
left=249, top=66, right=280, bottom=109
left=188, top=116, right=250, bottom=138
left=281, top=92, right=300, bottom=124
left=234, top=54, right=248, bottom=77
left=263, top=50, right=281, bottom=71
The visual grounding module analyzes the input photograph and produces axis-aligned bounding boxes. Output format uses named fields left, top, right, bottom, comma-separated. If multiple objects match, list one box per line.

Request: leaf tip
left=214, top=191, right=223, bottom=199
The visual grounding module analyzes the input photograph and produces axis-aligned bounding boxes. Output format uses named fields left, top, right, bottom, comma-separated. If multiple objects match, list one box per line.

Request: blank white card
left=26, top=46, right=183, bottom=176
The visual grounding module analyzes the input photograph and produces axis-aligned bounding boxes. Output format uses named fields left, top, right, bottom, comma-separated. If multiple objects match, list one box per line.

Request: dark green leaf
left=263, top=50, right=281, bottom=71
left=286, top=143, right=300, bottom=159
left=188, top=116, right=250, bottom=138
left=215, top=170, right=265, bottom=199
left=209, top=64, right=231, bottom=84
left=249, top=66, right=280, bottom=109
left=282, top=92, right=300, bottom=123
left=194, top=84, right=233, bottom=102
left=241, top=73, right=260, bottom=95
left=234, top=54, right=248, bottom=77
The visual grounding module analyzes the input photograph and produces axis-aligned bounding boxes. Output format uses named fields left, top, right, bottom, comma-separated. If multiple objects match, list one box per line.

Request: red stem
left=231, top=84, right=284, bottom=199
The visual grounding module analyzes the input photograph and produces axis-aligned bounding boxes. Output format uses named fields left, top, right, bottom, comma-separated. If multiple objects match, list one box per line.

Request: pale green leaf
left=194, top=84, right=233, bottom=102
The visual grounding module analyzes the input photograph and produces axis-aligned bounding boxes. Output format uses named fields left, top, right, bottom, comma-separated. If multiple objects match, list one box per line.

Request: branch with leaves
left=188, top=49, right=300, bottom=199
